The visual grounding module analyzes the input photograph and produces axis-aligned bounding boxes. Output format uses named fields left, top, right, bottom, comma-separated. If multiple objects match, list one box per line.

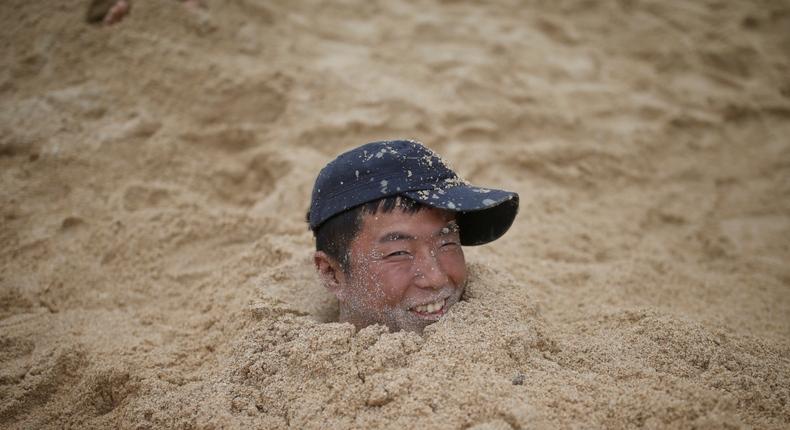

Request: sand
left=1, top=0, right=789, bottom=428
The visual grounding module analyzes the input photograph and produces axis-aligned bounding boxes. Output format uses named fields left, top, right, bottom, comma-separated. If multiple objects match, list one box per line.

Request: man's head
left=307, top=140, right=518, bottom=333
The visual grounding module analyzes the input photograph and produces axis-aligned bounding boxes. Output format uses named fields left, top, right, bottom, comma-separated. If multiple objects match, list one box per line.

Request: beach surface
left=1, top=0, right=789, bottom=428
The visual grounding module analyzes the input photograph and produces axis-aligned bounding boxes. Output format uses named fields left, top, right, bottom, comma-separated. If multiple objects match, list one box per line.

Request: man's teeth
left=412, top=299, right=446, bottom=314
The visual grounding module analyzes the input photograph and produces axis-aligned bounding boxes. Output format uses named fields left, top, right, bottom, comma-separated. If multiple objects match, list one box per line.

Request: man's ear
left=314, top=251, right=348, bottom=300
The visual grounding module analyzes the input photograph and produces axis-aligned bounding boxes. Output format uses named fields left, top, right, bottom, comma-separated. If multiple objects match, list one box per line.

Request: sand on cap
left=309, top=139, right=520, bottom=246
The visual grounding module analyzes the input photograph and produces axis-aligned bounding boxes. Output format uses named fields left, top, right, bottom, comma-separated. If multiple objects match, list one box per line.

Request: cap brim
left=402, top=186, right=519, bottom=246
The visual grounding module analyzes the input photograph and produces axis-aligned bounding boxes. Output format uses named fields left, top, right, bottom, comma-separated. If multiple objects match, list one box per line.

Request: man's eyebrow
left=434, top=224, right=460, bottom=237
left=378, top=225, right=459, bottom=243
left=379, top=232, right=416, bottom=243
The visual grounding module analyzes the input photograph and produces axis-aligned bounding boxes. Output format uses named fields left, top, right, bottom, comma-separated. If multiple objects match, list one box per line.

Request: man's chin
left=392, top=310, right=444, bottom=334
left=341, top=298, right=458, bottom=334
left=398, top=294, right=463, bottom=334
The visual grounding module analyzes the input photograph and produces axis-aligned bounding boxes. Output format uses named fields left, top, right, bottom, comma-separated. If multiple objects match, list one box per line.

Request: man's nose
left=413, top=252, right=447, bottom=289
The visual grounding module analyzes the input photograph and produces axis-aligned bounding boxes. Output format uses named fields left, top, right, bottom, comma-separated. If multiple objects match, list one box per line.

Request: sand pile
left=1, top=0, right=789, bottom=428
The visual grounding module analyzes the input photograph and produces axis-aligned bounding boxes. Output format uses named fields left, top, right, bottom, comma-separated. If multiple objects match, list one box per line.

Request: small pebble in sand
left=103, top=0, right=130, bottom=26
left=85, top=0, right=129, bottom=25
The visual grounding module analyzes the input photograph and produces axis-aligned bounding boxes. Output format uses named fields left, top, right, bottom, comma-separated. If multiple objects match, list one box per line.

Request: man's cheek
left=350, top=278, right=388, bottom=307
left=442, top=253, right=466, bottom=281
left=376, top=269, right=411, bottom=297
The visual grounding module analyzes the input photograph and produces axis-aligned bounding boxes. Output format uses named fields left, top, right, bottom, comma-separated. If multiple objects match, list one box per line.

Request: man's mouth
left=410, top=298, right=446, bottom=315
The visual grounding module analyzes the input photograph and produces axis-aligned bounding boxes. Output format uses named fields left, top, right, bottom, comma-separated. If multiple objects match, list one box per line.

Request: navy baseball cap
left=308, top=140, right=519, bottom=246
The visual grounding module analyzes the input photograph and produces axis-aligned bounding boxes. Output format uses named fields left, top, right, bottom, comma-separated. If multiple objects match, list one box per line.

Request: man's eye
left=388, top=251, right=410, bottom=257
left=439, top=242, right=459, bottom=251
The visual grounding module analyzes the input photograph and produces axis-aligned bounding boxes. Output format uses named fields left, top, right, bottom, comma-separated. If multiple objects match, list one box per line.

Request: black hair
left=307, top=196, right=425, bottom=276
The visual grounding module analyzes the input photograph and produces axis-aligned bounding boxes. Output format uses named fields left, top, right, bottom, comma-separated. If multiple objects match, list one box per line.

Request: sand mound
left=1, top=0, right=789, bottom=428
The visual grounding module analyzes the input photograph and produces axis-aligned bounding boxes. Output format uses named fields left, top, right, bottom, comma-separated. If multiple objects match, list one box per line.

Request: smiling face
left=316, top=205, right=467, bottom=334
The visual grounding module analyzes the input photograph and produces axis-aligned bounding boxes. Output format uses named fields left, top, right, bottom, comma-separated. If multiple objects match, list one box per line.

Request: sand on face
left=1, top=0, right=789, bottom=429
